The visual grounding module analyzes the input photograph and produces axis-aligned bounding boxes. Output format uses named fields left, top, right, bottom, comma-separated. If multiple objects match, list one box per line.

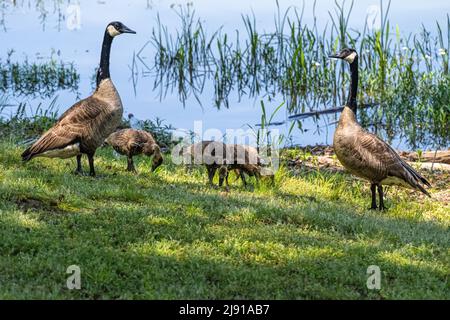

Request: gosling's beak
left=120, top=25, right=136, bottom=34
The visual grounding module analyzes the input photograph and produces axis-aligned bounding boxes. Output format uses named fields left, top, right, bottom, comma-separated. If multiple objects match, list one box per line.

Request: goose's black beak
left=120, top=25, right=136, bottom=34
left=328, top=53, right=342, bottom=59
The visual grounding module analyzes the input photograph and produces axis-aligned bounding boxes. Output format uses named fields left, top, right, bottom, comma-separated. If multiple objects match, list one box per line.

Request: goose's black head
left=329, top=48, right=357, bottom=64
left=106, top=21, right=136, bottom=37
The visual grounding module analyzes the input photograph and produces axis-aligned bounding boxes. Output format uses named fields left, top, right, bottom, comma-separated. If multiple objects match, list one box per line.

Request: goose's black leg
left=87, top=154, right=96, bottom=177
left=75, top=154, right=83, bottom=174
left=377, top=184, right=386, bottom=211
left=370, top=183, right=377, bottom=210
left=127, top=156, right=136, bottom=173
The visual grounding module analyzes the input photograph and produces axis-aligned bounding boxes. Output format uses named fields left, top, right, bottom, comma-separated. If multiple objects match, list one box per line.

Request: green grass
left=0, top=141, right=448, bottom=299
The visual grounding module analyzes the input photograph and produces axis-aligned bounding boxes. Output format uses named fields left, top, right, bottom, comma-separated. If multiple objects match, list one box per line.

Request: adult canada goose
left=21, top=21, right=136, bottom=176
left=329, top=48, right=431, bottom=210
left=105, top=128, right=163, bottom=173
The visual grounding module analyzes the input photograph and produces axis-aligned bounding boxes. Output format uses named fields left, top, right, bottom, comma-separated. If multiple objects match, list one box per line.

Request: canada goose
left=105, top=128, right=163, bottom=173
left=329, top=48, right=431, bottom=210
left=187, top=141, right=269, bottom=190
left=21, top=21, right=136, bottom=176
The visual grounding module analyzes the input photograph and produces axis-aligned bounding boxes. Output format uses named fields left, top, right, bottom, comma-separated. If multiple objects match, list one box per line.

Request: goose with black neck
left=22, top=21, right=136, bottom=177
left=329, top=48, right=431, bottom=210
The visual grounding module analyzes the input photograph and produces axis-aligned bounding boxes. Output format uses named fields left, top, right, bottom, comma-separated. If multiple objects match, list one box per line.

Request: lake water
left=1, top=0, right=449, bottom=149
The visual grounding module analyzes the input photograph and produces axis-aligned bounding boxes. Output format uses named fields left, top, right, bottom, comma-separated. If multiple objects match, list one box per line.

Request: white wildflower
left=312, top=61, right=321, bottom=68
left=402, top=46, right=409, bottom=51
left=438, top=48, right=447, bottom=56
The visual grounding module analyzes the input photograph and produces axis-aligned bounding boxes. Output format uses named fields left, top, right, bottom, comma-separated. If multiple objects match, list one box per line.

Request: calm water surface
left=1, top=0, right=449, bottom=148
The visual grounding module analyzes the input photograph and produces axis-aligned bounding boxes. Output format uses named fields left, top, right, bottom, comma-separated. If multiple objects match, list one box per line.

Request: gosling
left=187, top=141, right=272, bottom=191
left=106, top=128, right=163, bottom=173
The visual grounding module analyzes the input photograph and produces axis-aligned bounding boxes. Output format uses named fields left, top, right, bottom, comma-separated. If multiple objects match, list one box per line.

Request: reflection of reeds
left=0, top=50, right=80, bottom=98
left=1, top=0, right=66, bottom=31
left=143, top=0, right=449, bottom=149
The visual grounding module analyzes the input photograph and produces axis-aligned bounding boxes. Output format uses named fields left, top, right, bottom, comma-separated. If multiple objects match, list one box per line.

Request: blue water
left=1, top=0, right=449, bottom=149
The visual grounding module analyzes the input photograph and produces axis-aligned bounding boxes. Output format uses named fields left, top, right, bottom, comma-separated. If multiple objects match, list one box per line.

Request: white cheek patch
left=107, top=25, right=120, bottom=37
left=344, top=52, right=357, bottom=63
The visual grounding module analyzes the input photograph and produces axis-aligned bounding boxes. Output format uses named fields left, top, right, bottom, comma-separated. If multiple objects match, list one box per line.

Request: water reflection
left=0, top=49, right=80, bottom=98
left=0, top=0, right=449, bottom=150
left=138, top=2, right=449, bottom=149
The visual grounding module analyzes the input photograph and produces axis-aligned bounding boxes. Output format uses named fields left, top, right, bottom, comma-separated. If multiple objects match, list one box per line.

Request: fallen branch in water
left=255, top=103, right=380, bottom=127
left=288, top=103, right=380, bottom=121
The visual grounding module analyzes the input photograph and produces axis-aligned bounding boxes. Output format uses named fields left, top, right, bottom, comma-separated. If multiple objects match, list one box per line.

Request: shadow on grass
left=0, top=150, right=448, bottom=299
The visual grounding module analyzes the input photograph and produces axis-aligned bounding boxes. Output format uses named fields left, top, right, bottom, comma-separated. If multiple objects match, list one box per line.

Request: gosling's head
left=218, top=164, right=229, bottom=191
left=106, top=21, right=136, bottom=37
left=259, top=166, right=275, bottom=186
left=143, top=144, right=163, bottom=172
left=218, top=165, right=229, bottom=180
left=329, top=48, right=358, bottom=64
left=151, top=152, right=163, bottom=172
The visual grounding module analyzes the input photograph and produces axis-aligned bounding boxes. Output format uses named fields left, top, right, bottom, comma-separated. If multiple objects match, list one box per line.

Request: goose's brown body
left=22, top=79, right=123, bottom=161
left=334, top=106, right=431, bottom=195
left=106, top=128, right=163, bottom=172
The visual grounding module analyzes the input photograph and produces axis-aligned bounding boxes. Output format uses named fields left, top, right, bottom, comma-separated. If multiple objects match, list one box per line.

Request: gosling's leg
left=225, top=172, right=230, bottom=192
left=370, top=183, right=378, bottom=210
left=254, top=173, right=260, bottom=187
left=207, top=166, right=217, bottom=187
left=239, top=171, right=247, bottom=187
left=127, top=156, right=136, bottom=173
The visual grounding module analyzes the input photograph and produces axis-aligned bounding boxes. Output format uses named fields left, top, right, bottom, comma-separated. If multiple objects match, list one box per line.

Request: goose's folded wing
left=357, top=131, right=431, bottom=195
left=57, top=97, right=105, bottom=125
left=21, top=126, right=78, bottom=161
left=22, top=98, right=105, bottom=160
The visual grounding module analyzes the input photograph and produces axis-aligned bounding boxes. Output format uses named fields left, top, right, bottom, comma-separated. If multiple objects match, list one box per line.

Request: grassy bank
left=0, top=141, right=448, bottom=299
